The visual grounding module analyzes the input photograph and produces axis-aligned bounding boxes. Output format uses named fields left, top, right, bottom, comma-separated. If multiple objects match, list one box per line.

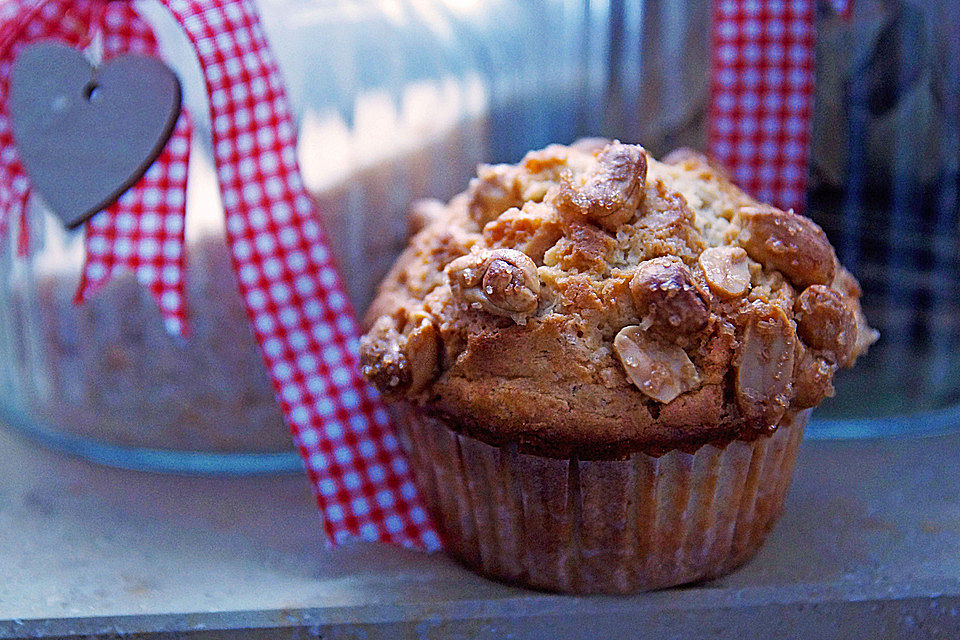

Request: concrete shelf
left=2, top=425, right=959, bottom=638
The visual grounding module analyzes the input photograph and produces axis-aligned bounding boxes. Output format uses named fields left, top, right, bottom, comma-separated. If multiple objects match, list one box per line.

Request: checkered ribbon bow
left=0, top=0, right=439, bottom=550
left=0, top=0, right=192, bottom=335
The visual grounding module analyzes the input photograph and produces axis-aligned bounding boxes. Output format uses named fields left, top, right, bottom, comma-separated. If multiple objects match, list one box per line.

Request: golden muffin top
left=360, top=140, right=876, bottom=457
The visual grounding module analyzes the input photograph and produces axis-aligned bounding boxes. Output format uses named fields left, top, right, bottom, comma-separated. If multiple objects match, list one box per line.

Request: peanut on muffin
left=361, top=141, right=876, bottom=458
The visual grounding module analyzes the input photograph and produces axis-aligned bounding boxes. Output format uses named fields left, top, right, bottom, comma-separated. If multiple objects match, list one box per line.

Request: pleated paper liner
left=399, top=407, right=809, bottom=594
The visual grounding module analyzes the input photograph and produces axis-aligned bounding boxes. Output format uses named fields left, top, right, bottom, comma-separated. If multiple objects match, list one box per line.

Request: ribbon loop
left=161, top=0, right=439, bottom=549
left=75, top=0, right=193, bottom=336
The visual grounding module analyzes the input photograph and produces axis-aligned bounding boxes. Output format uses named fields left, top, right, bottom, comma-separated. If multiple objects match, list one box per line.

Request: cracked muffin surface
left=360, top=141, right=877, bottom=458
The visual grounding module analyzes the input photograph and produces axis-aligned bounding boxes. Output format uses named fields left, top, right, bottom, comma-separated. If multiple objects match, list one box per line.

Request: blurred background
left=0, top=0, right=958, bottom=473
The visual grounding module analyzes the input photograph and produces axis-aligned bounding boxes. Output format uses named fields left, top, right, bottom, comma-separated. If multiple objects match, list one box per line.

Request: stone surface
left=1, top=423, right=959, bottom=638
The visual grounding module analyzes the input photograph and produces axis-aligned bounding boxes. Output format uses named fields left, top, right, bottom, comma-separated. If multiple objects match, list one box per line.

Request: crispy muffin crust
left=361, top=141, right=877, bottom=458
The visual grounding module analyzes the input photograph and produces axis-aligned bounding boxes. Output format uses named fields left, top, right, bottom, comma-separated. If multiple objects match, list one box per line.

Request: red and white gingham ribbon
left=708, top=0, right=817, bottom=212
left=75, top=2, right=193, bottom=337
left=0, top=0, right=193, bottom=335
left=707, top=0, right=852, bottom=210
left=160, top=0, right=439, bottom=549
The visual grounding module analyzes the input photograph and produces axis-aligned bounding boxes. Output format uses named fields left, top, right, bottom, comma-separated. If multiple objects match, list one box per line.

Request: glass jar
left=0, top=178, right=296, bottom=473
left=803, top=1, right=960, bottom=436
left=0, top=0, right=513, bottom=472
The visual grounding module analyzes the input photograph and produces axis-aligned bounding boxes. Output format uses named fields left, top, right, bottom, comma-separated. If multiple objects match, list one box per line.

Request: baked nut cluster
left=446, top=249, right=540, bottom=322
left=361, top=141, right=877, bottom=454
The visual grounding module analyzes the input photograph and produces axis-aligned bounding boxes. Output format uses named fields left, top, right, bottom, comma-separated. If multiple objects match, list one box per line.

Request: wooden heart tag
left=10, top=40, right=181, bottom=229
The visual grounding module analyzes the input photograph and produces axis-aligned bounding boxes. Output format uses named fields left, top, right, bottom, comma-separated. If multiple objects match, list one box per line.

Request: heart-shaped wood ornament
left=10, top=41, right=181, bottom=229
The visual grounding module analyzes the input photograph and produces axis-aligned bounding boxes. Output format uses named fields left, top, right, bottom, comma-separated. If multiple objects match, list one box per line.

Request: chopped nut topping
left=832, top=268, right=879, bottom=361
left=795, top=285, right=857, bottom=365
left=570, top=137, right=613, bottom=154
left=735, top=304, right=797, bottom=426
left=407, top=198, right=446, bottom=235
left=557, top=142, right=647, bottom=231
left=699, top=246, right=751, bottom=298
left=832, top=266, right=863, bottom=298
left=361, top=141, right=876, bottom=428
left=662, top=147, right=731, bottom=179
left=404, top=317, right=441, bottom=393
left=446, top=248, right=540, bottom=322
left=467, top=164, right=523, bottom=226
left=792, top=344, right=836, bottom=410
left=629, top=257, right=708, bottom=336
left=483, top=202, right=562, bottom=262
left=735, top=205, right=836, bottom=288
left=614, top=325, right=701, bottom=403
left=542, top=220, right=616, bottom=273
left=360, top=317, right=407, bottom=393
left=360, top=315, right=440, bottom=397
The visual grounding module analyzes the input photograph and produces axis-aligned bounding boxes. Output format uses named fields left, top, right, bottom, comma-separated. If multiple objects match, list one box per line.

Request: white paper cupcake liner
left=399, top=408, right=808, bottom=594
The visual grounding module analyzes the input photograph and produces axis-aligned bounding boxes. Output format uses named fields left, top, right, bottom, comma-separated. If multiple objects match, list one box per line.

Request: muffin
left=360, top=140, right=877, bottom=593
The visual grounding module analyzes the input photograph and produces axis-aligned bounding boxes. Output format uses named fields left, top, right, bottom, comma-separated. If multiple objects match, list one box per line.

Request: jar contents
left=0, top=214, right=290, bottom=453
